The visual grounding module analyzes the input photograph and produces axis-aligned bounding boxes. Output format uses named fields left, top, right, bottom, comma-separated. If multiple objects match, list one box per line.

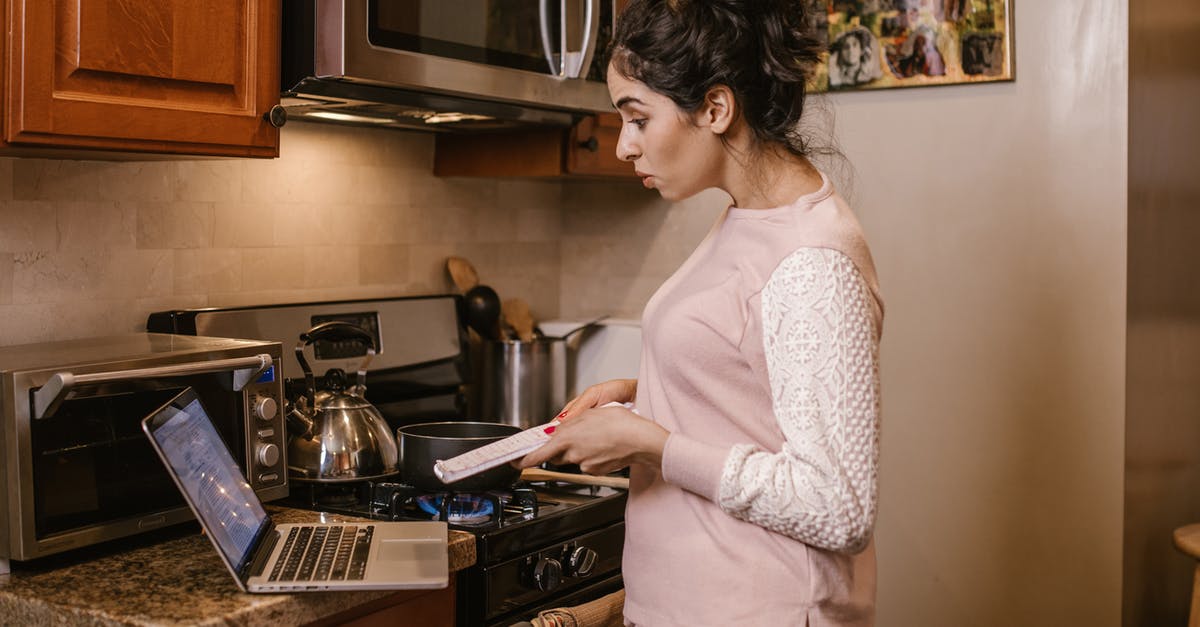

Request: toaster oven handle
left=33, top=354, right=274, bottom=420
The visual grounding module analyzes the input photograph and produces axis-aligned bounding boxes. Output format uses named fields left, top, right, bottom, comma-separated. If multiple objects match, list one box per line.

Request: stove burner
left=416, top=493, right=495, bottom=524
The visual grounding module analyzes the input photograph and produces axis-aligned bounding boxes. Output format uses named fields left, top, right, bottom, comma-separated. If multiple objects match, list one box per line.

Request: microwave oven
left=0, top=334, right=286, bottom=572
left=281, top=0, right=618, bottom=131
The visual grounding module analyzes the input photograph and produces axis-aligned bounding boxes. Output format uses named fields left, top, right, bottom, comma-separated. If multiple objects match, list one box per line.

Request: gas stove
left=148, top=295, right=631, bottom=626
left=284, top=477, right=627, bottom=626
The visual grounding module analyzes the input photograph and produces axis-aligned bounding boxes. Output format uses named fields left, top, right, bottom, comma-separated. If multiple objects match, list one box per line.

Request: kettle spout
left=286, top=398, right=316, bottom=441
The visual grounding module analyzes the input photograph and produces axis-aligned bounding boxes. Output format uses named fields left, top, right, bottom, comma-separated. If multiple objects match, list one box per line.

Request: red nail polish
left=544, top=426, right=556, bottom=434
left=556, top=411, right=567, bottom=418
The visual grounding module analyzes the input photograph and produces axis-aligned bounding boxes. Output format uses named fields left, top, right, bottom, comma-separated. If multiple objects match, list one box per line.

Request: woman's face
left=606, top=65, right=722, bottom=201
left=844, top=36, right=862, bottom=63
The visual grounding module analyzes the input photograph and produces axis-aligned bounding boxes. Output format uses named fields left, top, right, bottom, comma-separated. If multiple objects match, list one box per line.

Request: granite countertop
left=0, top=506, right=475, bottom=626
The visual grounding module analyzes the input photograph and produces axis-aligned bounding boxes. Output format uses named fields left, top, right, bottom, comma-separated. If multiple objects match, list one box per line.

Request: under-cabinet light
left=305, top=111, right=396, bottom=124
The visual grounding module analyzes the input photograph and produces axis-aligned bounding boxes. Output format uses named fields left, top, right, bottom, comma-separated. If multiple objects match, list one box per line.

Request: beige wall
left=561, top=1, right=1130, bottom=625
left=0, top=123, right=564, bottom=345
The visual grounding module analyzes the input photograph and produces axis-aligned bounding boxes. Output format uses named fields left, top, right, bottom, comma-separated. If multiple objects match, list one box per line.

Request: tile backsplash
left=0, top=122, right=716, bottom=346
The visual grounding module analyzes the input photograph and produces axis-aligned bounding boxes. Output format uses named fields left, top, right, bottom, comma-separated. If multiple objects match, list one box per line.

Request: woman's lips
left=637, top=172, right=654, bottom=188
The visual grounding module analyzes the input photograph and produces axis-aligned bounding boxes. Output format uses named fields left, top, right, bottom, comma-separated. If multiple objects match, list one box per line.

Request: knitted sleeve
left=717, top=247, right=881, bottom=554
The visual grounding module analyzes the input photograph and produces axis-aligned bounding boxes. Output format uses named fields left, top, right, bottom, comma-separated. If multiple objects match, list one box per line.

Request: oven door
left=495, top=576, right=624, bottom=627
left=8, top=356, right=284, bottom=561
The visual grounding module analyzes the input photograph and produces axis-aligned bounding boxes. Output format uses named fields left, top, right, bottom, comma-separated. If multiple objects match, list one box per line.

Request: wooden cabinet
left=433, top=112, right=635, bottom=179
left=1, top=0, right=280, bottom=158
left=304, top=582, right=456, bottom=627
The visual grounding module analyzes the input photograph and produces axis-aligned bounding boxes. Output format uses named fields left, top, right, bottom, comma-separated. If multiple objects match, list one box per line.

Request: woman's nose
left=616, top=129, right=640, bottom=162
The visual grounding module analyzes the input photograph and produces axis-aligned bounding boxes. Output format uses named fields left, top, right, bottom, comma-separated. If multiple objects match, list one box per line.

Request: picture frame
left=810, top=0, right=1014, bottom=93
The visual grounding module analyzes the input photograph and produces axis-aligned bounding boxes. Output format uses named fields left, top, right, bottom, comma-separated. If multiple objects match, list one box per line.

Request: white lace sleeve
left=718, top=247, right=881, bottom=553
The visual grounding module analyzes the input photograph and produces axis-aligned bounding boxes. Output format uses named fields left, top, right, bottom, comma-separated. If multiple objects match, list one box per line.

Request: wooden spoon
left=446, top=256, right=479, bottom=293
left=521, top=467, right=630, bottom=489
left=502, top=298, right=536, bottom=342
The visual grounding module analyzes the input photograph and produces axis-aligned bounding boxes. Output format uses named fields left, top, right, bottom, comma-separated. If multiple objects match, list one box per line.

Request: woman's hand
left=516, top=404, right=668, bottom=475
left=556, top=378, right=637, bottom=421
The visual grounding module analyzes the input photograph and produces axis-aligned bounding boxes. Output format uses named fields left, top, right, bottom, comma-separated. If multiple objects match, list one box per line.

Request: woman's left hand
left=515, top=405, right=669, bottom=475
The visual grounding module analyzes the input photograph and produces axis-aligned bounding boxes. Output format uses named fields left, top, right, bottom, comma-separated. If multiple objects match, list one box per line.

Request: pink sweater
left=622, top=174, right=883, bottom=626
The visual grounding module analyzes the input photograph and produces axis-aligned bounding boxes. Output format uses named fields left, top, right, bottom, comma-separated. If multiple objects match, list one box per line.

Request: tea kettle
left=285, top=321, right=399, bottom=482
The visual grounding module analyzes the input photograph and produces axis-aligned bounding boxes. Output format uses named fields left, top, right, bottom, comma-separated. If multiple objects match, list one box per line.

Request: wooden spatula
left=446, top=257, right=479, bottom=293
left=502, top=298, right=536, bottom=342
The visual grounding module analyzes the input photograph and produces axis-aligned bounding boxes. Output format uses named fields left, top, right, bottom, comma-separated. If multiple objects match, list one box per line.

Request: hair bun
left=611, top=0, right=824, bottom=155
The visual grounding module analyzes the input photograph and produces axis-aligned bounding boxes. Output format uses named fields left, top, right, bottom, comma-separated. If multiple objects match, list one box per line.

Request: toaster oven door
left=29, top=379, right=244, bottom=540
left=8, top=365, right=285, bottom=562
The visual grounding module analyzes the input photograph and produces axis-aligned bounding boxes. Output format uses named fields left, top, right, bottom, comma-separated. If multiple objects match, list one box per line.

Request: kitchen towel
left=515, top=589, right=625, bottom=627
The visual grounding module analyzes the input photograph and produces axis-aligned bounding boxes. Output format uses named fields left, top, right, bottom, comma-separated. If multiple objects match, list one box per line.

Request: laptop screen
left=147, top=393, right=269, bottom=573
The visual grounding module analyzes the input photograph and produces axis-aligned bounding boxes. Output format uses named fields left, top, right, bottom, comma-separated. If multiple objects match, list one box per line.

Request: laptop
left=141, top=387, right=448, bottom=593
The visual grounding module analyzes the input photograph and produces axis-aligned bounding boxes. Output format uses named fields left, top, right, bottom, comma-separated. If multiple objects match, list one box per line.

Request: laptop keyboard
left=268, top=525, right=374, bottom=582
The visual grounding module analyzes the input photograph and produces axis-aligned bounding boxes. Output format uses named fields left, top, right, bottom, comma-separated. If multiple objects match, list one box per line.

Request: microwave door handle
left=32, top=354, right=274, bottom=420
left=571, top=0, right=601, bottom=79
left=539, top=0, right=560, bottom=75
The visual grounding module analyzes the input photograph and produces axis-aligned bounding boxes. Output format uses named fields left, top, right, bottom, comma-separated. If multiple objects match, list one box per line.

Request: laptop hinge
left=246, top=525, right=280, bottom=579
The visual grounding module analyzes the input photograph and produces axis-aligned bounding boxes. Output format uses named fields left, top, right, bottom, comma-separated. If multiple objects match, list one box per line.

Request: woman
left=518, top=1, right=884, bottom=624
left=829, top=27, right=883, bottom=88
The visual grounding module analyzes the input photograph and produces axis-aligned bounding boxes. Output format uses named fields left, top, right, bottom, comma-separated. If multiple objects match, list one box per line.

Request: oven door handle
left=33, top=354, right=274, bottom=420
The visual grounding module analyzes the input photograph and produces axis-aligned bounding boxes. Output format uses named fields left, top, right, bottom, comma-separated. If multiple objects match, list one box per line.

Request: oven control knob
left=532, top=557, right=563, bottom=592
left=566, top=546, right=598, bottom=577
left=253, top=396, right=278, bottom=421
left=256, top=443, right=280, bottom=467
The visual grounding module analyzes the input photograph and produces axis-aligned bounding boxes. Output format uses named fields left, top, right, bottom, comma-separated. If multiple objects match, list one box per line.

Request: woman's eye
left=628, top=118, right=647, bottom=129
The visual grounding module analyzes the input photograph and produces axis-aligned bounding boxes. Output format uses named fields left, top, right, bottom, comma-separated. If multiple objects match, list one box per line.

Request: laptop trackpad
left=379, top=540, right=445, bottom=577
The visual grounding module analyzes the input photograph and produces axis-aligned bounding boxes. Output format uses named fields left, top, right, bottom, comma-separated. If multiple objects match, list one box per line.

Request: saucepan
left=397, top=421, right=522, bottom=491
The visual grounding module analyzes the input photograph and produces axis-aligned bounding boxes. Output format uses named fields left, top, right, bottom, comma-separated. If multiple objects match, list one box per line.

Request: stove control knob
left=533, top=556, right=563, bottom=592
left=253, top=395, right=278, bottom=421
left=256, top=443, right=280, bottom=467
left=566, top=546, right=598, bottom=577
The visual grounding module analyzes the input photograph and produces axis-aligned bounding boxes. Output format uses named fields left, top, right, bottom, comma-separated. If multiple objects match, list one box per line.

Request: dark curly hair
left=610, top=0, right=825, bottom=157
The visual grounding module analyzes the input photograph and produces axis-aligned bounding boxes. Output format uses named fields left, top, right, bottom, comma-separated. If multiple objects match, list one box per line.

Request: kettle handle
left=294, top=321, right=378, bottom=404
left=300, top=321, right=377, bottom=350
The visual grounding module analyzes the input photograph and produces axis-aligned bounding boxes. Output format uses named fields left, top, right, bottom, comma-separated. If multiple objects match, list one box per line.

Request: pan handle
left=520, top=467, right=629, bottom=489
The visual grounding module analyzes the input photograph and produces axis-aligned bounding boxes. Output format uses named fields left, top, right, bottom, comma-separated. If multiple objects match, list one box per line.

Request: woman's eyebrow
left=615, top=96, right=646, bottom=109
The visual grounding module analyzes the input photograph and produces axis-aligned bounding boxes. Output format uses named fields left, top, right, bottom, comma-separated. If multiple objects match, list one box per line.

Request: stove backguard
left=147, top=295, right=470, bottom=429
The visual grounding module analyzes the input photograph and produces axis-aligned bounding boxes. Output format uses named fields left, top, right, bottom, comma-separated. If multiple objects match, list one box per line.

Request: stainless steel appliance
left=0, top=334, right=286, bottom=572
left=148, top=295, right=626, bottom=626
left=146, top=295, right=469, bottom=426
left=281, top=0, right=618, bottom=131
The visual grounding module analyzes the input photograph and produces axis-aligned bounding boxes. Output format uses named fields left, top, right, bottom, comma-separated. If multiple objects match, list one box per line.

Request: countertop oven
left=0, top=334, right=286, bottom=574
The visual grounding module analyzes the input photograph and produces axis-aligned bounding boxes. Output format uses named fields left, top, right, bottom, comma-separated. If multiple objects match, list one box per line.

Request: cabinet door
left=3, top=0, right=280, bottom=157
left=567, top=113, right=631, bottom=177
left=433, top=114, right=635, bottom=179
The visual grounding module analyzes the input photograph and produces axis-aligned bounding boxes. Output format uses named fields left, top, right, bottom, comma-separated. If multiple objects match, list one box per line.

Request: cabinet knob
left=578, top=136, right=599, bottom=152
left=264, top=105, right=288, bottom=128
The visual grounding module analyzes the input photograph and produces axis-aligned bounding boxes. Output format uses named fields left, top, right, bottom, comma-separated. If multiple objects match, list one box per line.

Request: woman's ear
left=696, top=84, right=736, bottom=135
